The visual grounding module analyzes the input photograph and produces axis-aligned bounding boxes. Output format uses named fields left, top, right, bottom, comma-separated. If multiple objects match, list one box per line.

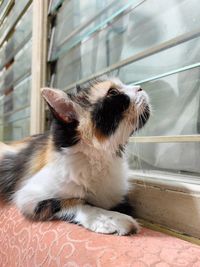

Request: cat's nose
left=133, top=86, right=143, bottom=92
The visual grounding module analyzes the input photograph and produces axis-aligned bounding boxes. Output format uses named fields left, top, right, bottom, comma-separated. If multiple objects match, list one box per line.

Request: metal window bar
left=129, top=135, right=200, bottom=143
left=0, top=0, right=32, bottom=47
left=62, top=27, right=200, bottom=92
left=0, top=0, right=14, bottom=26
left=50, top=0, right=146, bottom=61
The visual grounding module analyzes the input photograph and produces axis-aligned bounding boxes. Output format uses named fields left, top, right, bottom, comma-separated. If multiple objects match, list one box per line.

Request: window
left=47, top=0, right=200, bottom=238
left=0, top=1, right=32, bottom=141
left=0, top=0, right=199, bottom=238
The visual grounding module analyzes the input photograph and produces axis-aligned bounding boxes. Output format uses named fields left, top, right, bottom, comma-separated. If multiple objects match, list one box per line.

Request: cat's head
left=42, top=77, right=150, bottom=153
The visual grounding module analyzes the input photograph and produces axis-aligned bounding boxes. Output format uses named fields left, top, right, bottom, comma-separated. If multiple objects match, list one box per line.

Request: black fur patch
left=51, top=118, right=80, bottom=151
left=0, top=134, right=49, bottom=201
left=0, top=153, right=28, bottom=201
left=111, top=196, right=135, bottom=216
left=59, top=212, right=76, bottom=223
left=34, top=199, right=61, bottom=220
left=91, top=93, right=130, bottom=136
left=116, top=144, right=126, bottom=158
left=35, top=199, right=61, bottom=214
left=34, top=198, right=78, bottom=223
left=33, top=198, right=79, bottom=223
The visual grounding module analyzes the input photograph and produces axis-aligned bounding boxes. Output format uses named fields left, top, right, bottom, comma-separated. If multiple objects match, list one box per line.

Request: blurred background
left=0, top=0, right=200, bottom=180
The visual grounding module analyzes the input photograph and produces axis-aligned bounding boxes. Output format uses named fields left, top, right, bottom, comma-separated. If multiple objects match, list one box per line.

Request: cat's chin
left=134, top=104, right=150, bottom=132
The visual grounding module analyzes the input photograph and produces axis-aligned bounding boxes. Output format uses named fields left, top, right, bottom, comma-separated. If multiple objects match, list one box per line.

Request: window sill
left=129, top=171, right=200, bottom=239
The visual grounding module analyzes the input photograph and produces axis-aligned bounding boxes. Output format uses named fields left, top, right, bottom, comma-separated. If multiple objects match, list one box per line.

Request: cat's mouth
left=137, top=103, right=150, bottom=129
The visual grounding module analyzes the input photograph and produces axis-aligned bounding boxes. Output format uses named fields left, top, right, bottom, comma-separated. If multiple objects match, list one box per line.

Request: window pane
left=135, top=67, right=200, bottom=136
left=0, top=0, right=31, bottom=44
left=50, top=0, right=134, bottom=61
left=0, top=95, right=3, bottom=125
left=128, top=142, right=200, bottom=179
left=1, top=75, right=31, bottom=141
left=13, top=76, right=31, bottom=110
left=3, top=117, right=30, bottom=142
left=0, top=1, right=32, bottom=142
left=0, top=5, right=32, bottom=70
left=49, top=0, right=63, bottom=13
left=0, top=69, right=5, bottom=96
left=119, top=37, right=200, bottom=84
left=52, top=0, right=200, bottom=89
left=1, top=40, right=32, bottom=92
left=3, top=107, right=30, bottom=141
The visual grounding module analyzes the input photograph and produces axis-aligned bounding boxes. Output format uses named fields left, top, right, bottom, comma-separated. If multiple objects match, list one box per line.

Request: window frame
left=32, top=0, right=200, bottom=239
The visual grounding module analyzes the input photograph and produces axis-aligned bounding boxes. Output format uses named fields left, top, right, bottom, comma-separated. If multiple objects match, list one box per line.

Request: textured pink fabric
left=0, top=202, right=200, bottom=267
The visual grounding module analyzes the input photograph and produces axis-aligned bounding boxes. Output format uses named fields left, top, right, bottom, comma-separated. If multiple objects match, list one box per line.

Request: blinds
left=0, top=0, right=32, bottom=141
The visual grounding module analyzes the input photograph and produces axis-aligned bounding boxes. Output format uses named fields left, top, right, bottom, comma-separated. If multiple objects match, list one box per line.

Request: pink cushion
left=0, top=202, right=200, bottom=267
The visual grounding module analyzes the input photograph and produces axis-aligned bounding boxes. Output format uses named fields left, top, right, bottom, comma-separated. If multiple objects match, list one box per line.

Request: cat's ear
left=41, top=87, right=78, bottom=123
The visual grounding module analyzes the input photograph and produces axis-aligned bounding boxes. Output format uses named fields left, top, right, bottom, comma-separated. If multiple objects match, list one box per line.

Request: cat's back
left=0, top=133, right=52, bottom=201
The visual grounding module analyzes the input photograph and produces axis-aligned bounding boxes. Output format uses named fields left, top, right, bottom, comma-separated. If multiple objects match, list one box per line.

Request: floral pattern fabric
left=0, top=202, right=200, bottom=267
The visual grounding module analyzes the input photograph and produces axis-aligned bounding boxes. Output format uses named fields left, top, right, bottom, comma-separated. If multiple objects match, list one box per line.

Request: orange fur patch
left=94, top=128, right=107, bottom=142
left=60, top=198, right=85, bottom=209
left=29, top=136, right=53, bottom=175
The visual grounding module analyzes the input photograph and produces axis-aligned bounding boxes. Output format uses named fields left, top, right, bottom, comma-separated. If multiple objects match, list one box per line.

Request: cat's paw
left=86, top=211, right=140, bottom=235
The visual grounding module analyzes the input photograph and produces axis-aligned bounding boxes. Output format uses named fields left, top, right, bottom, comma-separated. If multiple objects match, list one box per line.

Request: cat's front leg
left=18, top=196, right=140, bottom=235
left=73, top=204, right=140, bottom=235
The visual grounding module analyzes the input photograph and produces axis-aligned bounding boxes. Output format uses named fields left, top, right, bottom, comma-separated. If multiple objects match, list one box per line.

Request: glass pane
left=3, top=66, right=14, bottom=91
left=1, top=87, right=30, bottom=141
left=3, top=92, right=13, bottom=114
left=0, top=0, right=30, bottom=44
left=134, top=67, right=200, bottom=137
left=51, top=0, right=121, bottom=59
left=13, top=40, right=32, bottom=84
left=0, top=0, right=11, bottom=18
left=0, top=95, right=3, bottom=124
left=13, top=76, right=31, bottom=110
left=0, top=5, right=32, bottom=70
left=128, top=142, right=200, bottom=179
left=119, top=37, right=200, bottom=84
left=0, top=43, right=6, bottom=71
left=0, top=68, right=5, bottom=95
left=1, top=75, right=31, bottom=116
left=0, top=1, right=32, bottom=142
left=14, top=4, right=32, bottom=45
left=3, top=117, right=30, bottom=141
left=2, top=105, right=30, bottom=141
left=1, top=40, right=32, bottom=92
left=50, top=0, right=63, bottom=13
left=53, top=0, right=200, bottom=89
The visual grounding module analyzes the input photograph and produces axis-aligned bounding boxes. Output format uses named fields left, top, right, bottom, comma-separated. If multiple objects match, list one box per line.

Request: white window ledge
left=129, top=170, right=200, bottom=239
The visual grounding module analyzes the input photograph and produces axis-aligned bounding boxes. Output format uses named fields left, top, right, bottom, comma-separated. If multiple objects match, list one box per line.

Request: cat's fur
left=0, top=77, right=150, bottom=235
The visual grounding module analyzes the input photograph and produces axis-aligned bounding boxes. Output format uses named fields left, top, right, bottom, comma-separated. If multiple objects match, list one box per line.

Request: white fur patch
left=75, top=205, right=140, bottom=235
left=13, top=145, right=129, bottom=215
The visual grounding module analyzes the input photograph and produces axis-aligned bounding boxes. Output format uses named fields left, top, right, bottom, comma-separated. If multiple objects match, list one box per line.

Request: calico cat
left=0, top=77, right=150, bottom=235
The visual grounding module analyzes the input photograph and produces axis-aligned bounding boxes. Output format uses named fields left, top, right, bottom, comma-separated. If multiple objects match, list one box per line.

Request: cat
left=0, top=77, right=150, bottom=235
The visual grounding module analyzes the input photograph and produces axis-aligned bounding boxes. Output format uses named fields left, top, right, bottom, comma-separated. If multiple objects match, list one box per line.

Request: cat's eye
left=107, top=88, right=119, bottom=96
